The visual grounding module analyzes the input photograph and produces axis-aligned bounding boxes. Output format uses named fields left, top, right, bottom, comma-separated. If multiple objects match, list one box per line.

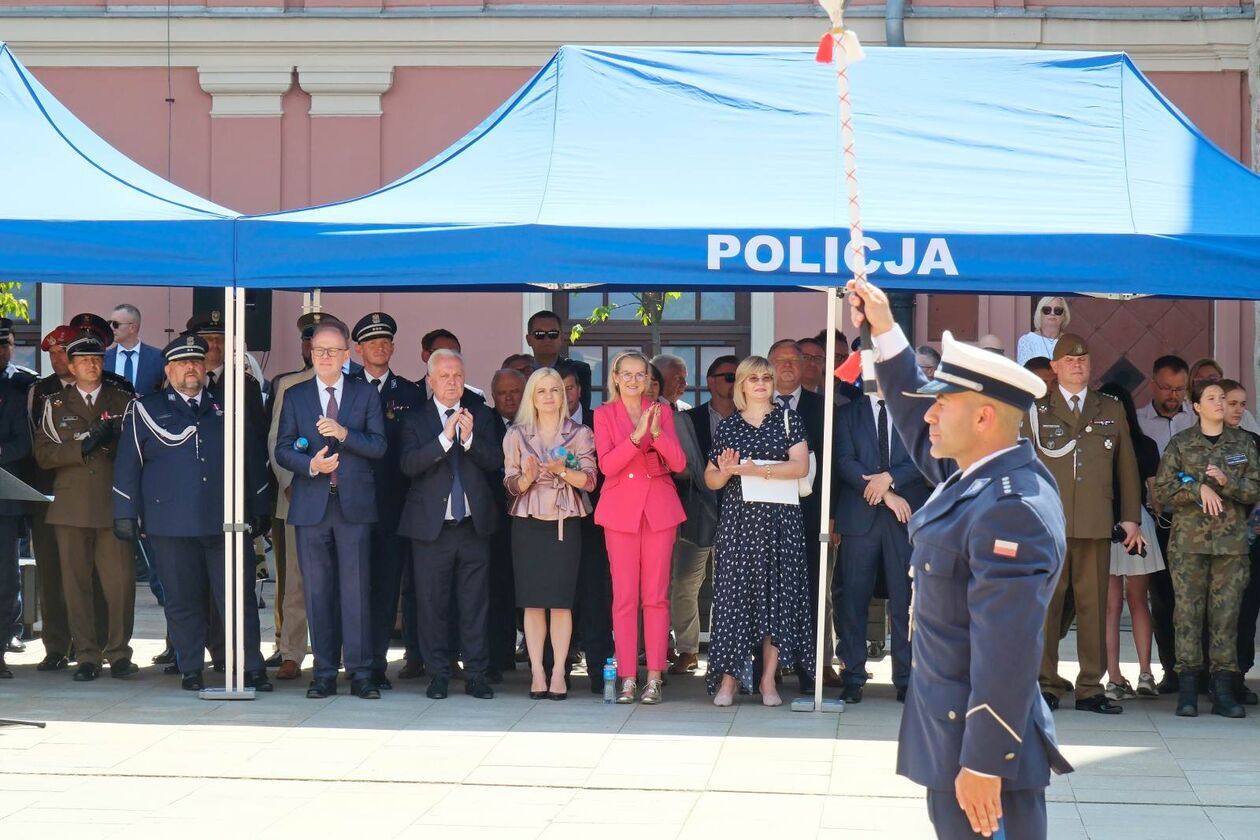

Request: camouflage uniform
left=1154, top=426, right=1260, bottom=672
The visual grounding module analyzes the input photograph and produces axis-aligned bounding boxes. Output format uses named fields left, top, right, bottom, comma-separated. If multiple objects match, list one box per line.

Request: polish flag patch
left=993, top=540, right=1019, bottom=558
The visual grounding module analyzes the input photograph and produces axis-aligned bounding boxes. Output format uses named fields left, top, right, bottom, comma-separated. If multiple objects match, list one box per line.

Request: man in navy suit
left=275, top=319, right=387, bottom=700
left=849, top=280, right=1072, bottom=840
left=399, top=349, right=503, bottom=701
left=349, top=312, right=422, bottom=690
left=833, top=384, right=930, bottom=704
left=104, top=304, right=165, bottom=397
left=113, top=335, right=273, bottom=692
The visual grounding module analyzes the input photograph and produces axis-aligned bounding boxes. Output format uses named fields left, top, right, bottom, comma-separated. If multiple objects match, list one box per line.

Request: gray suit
left=669, top=409, right=721, bottom=656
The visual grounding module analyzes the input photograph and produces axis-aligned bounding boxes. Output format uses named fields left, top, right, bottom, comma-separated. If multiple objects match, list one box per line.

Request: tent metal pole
left=233, top=287, right=247, bottom=694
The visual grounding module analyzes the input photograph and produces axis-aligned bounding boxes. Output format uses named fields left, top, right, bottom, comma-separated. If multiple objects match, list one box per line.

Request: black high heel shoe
left=529, top=690, right=549, bottom=700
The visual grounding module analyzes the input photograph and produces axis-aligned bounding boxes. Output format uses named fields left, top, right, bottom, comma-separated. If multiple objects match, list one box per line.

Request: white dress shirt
left=1136, top=401, right=1187, bottom=456
left=1058, top=384, right=1086, bottom=414
left=434, top=397, right=473, bottom=520
left=316, top=375, right=344, bottom=416
left=112, top=341, right=140, bottom=381
left=76, top=384, right=103, bottom=406
left=570, top=404, right=585, bottom=425
left=775, top=385, right=804, bottom=412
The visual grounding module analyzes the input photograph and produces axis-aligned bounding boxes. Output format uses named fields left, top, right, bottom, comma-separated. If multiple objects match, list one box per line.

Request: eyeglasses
left=801, top=353, right=824, bottom=363
left=310, top=347, right=347, bottom=358
left=108, top=320, right=135, bottom=329
left=532, top=330, right=561, bottom=340
left=1154, top=383, right=1187, bottom=394
left=1040, top=307, right=1065, bottom=316
left=712, top=373, right=736, bottom=383
left=618, top=371, right=648, bottom=382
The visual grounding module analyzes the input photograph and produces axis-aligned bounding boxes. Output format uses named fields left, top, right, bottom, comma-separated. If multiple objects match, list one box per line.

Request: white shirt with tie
left=433, top=397, right=473, bottom=520
left=76, top=384, right=102, bottom=406
left=307, top=375, right=345, bottom=477
left=775, top=386, right=804, bottom=412
left=113, top=342, right=140, bottom=383
left=364, top=370, right=389, bottom=393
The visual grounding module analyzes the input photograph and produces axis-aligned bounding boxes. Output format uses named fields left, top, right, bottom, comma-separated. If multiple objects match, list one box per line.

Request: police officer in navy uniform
left=349, top=312, right=422, bottom=689
left=112, top=335, right=274, bottom=692
left=848, top=280, right=1072, bottom=840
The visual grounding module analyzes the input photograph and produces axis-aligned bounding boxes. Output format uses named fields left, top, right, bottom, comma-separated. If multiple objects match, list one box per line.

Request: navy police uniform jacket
left=349, top=370, right=422, bottom=527
left=112, top=387, right=272, bottom=536
left=875, top=336, right=1073, bottom=792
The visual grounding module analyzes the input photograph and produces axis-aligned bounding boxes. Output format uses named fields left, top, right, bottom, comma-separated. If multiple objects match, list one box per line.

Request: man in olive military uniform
left=1027, top=334, right=1144, bottom=714
left=350, top=312, right=422, bottom=689
left=850, top=280, right=1071, bottom=840
left=113, top=335, right=274, bottom=692
left=33, top=332, right=137, bottom=681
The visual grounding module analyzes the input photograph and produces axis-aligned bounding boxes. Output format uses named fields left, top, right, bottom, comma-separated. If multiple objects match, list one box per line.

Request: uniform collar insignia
left=962, top=477, right=990, bottom=497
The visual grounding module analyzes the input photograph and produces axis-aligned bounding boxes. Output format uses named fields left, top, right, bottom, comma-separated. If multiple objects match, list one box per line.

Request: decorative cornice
left=197, top=66, right=292, bottom=116
left=297, top=66, right=393, bottom=116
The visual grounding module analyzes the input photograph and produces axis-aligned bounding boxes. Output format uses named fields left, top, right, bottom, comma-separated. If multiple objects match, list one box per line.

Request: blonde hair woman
left=593, top=351, right=687, bottom=704
left=704, top=356, right=814, bottom=707
left=502, top=367, right=597, bottom=701
left=1016, top=296, right=1070, bottom=365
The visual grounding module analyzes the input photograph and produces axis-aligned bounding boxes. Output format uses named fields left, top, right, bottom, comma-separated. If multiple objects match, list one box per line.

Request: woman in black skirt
left=502, top=367, right=597, bottom=700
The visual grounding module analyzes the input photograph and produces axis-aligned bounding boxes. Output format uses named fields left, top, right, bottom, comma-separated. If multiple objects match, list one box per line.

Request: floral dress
left=706, top=406, right=815, bottom=693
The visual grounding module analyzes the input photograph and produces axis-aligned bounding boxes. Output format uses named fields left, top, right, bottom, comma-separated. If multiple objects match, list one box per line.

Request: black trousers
left=0, top=517, right=21, bottom=644
left=925, top=787, right=1047, bottom=840
left=368, top=514, right=409, bottom=672
left=575, top=515, right=613, bottom=690
left=486, top=525, right=518, bottom=673
left=1238, top=538, right=1260, bottom=676
left=411, top=519, right=490, bottom=679
left=148, top=534, right=264, bottom=675
left=1149, top=522, right=1177, bottom=675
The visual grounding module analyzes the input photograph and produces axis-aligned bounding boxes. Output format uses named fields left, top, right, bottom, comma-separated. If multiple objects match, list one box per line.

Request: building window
left=556, top=292, right=750, bottom=407
left=7, top=282, right=41, bottom=371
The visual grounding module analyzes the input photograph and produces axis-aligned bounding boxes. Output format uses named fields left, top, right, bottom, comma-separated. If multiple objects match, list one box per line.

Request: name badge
left=1226, top=452, right=1248, bottom=466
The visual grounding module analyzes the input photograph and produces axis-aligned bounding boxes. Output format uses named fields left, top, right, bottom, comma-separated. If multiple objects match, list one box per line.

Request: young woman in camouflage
left=1154, top=381, right=1260, bottom=718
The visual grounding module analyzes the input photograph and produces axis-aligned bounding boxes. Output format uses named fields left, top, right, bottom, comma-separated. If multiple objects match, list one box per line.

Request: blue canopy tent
left=236, top=45, right=1260, bottom=298
left=0, top=43, right=254, bottom=703
left=0, top=43, right=237, bottom=286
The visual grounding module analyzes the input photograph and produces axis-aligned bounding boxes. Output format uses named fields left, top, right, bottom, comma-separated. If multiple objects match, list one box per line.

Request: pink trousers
left=605, top=524, right=677, bottom=678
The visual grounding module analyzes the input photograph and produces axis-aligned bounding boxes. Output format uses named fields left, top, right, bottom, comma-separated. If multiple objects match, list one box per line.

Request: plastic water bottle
left=602, top=658, right=617, bottom=704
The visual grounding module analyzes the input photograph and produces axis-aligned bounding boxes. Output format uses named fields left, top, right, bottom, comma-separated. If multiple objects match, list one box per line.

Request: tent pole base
left=199, top=687, right=257, bottom=702
left=790, top=697, right=845, bottom=713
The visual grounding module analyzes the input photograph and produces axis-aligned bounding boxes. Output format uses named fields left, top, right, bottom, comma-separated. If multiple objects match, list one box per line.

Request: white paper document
left=739, top=460, right=800, bottom=505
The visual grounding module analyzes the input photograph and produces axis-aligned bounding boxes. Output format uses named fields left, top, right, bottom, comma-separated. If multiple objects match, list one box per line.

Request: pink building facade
left=3, top=2, right=1257, bottom=405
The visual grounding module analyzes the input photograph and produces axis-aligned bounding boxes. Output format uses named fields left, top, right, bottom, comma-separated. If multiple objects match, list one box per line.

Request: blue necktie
left=122, top=350, right=135, bottom=385
left=445, top=408, right=467, bottom=520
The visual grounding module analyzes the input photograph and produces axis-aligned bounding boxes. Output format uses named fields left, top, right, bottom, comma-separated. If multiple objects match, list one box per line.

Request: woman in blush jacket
left=594, top=350, right=687, bottom=705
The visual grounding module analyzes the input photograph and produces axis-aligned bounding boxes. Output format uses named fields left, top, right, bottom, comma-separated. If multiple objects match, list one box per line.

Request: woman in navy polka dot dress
left=704, top=355, right=815, bottom=707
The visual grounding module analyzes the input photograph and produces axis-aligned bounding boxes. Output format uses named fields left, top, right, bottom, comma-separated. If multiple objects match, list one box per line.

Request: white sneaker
left=1105, top=680, right=1136, bottom=701
left=1136, top=673, right=1158, bottom=697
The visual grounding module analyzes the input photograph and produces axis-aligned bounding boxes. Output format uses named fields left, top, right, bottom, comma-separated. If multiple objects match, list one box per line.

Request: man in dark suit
left=669, top=355, right=738, bottom=674
left=0, top=376, right=32, bottom=678
left=558, top=362, right=613, bottom=693
left=399, top=349, right=503, bottom=701
left=525, top=310, right=592, bottom=413
left=104, top=304, right=165, bottom=396
left=349, top=312, right=422, bottom=690
left=833, top=384, right=930, bottom=704
left=768, top=338, right=837, bottom=692
left=112, top=335, right=273, bottom=692
left=275, top=318, right=387, bottom=700
left=486, top=368, right=526, bottom=679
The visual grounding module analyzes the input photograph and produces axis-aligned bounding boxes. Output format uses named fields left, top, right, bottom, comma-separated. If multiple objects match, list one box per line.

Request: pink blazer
left=593, top=399, right=687, bottom=533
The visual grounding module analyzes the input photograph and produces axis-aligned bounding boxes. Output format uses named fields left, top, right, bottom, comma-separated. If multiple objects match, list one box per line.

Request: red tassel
left=834, top=351, right=863, bottom=385
left=815, top=32, right=834, bottom=64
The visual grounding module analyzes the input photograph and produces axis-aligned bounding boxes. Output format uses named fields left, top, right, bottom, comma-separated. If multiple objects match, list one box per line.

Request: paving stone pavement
left=1, top=583, right=1258, bottom=839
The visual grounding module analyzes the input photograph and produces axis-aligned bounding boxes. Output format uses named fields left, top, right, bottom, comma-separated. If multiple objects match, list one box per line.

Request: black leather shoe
left=245, top=670, right=273, bottom=692
left=840, top=683, right=863, bottom=704
left=465, top=677, right=495, bottom=699
left=398, top=660, right=425, bottom=680
left=529, top=690, right=549, bottom=700
left=181, top=671, right=204, bottom=691
left=0, top=656, right=11, bottom=678
left=351, top=679, right=381, bottom=700
left=370, top=670, right=393, bottom=690
left=6, top=636, right=26, bottom=653
left=1236, top=674, right=1259, bottom=706
left=426, top=676, right=449, bottom=699
left=163, top=663, right=181, bottom=675
left=1156, top=672, right=1180, bottom=694
left=1041, top=691, right=1059, bottom=711
left=73, top=663, right=100, bottom=682
left=37, top=654, right=69, bottom=672
left=896, top=687, right=907, bottom=703
left=306, top=678, right=336, bottom=699
left=110, top=659, right=139, bottom=678
left=1075, top=694, right=1123, bottom=714
left=264, top=650, right=283, bottom=668
left=151, top=646, right=176, bottom=665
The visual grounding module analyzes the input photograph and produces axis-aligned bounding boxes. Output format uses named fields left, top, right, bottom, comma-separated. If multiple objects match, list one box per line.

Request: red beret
left=41, top=325, right=77, bottom=352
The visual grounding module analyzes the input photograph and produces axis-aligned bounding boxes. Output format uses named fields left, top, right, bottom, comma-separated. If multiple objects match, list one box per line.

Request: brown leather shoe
left=821, top=666, right=844, bottom=688
left=275, top=660, right=301, bottom=680
left=668, top=653, right=698, bottom=675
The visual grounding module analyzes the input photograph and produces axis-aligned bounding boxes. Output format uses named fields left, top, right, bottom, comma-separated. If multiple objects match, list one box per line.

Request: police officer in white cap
left=847, top=280, right=1072, bottom=840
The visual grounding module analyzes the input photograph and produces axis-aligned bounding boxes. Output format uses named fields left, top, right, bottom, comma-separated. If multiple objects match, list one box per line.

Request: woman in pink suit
left=594, top=351, right=687, bottom=704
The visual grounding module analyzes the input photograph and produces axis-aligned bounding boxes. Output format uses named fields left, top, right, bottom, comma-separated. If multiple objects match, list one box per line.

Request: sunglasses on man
left=532, top=329, right=561, bottom=340
left=1040, top=306, right=1065, bottom=316
left=712, top=373, right=736, bottom=383
left=108, top=320, right=135, bottom=329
